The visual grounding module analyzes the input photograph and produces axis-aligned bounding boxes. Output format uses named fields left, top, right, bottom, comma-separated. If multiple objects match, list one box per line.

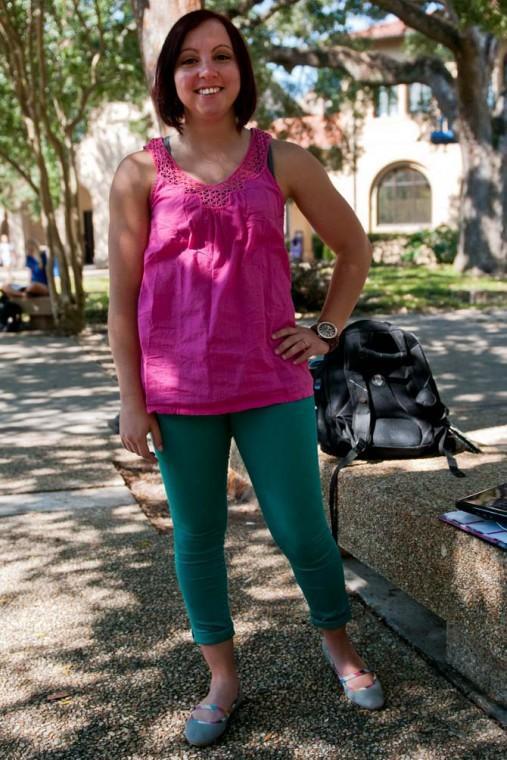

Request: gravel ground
left=1, top=501, right=505, bottom=760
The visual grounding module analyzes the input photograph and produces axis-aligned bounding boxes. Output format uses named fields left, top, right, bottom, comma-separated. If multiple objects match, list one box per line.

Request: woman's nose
left=196, top=58, right=218, bottom=78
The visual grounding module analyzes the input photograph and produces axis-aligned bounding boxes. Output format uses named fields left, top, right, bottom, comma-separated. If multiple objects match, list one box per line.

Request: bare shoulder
left=111, top=149, right=156, bottom=199
left=269, top=138, right=326, bottom=200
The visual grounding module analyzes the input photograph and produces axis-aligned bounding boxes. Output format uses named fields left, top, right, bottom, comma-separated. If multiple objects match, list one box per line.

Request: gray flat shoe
left=184, top=691, right=242, bottom=747
left=322, top=639, right=385, bottom=710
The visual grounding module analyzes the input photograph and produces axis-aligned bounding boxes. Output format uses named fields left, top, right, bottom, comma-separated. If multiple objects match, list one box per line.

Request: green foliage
left=452, top=0, right=507, bottom=35
left=401, top=226, right=458, bottom=265
left=312, top=233, right=324, bottom=260
left=322, top=244, right=335, bottom=261
left=402, top=30, right=453, bottom=63
left=0, top=0, right=145, bottom=209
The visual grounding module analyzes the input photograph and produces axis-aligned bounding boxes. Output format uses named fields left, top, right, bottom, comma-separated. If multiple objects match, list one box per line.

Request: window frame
left=374, top=85, right=400, bottom=118
left=371, top=163, right=432, bottom=231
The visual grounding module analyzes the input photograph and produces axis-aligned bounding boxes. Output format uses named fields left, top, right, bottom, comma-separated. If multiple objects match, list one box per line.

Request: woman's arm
left=271, top=140, right=372, bottom=364
left=108, top=151, right=162, bottom=460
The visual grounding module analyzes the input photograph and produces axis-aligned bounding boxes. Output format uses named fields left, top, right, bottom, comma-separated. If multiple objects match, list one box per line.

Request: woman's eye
left=179, top=54, right=231, bottom=65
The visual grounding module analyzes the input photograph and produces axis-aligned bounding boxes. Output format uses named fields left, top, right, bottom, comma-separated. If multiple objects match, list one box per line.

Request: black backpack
left=310, top=319, right=480, bottom=540
left=0, top=294, right=23, bottom=332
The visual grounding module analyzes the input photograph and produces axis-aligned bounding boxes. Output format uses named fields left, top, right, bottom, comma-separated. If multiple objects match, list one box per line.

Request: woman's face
left=173, top=20, right=241, bottom=125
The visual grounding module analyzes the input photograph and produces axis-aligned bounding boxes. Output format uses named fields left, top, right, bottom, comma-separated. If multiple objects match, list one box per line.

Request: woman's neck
left=177, top=115, right=245, bottom=154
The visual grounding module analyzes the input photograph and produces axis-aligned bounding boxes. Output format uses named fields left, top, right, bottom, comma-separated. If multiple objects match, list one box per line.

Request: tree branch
left=68, top=80, right=102, bottom=133
left=269, top=43, right=457, bottom=122
left=227, top=0, right=302, bottom=26
left=0, top=1, right=36, bottom=129
left=226, top=0, right=266, bottom=20
left=0, top=147, right=39, bottom=194
left=370, top=0, right=461, bottom=51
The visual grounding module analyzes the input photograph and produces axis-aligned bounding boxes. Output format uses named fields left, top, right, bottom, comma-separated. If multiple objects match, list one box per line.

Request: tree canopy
left=0, top=0, right=145, bottom=213
left=209, top=0, right=506, bottom=272
left=0, top=0, right=146, bottom=330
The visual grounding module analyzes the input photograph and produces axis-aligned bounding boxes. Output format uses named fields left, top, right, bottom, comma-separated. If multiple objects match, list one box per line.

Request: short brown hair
left=152, top=10, right=257, bottom=134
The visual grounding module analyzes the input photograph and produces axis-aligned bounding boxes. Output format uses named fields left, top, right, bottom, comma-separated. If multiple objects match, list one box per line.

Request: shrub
left=430, top=225, right=458, bottom=264
left=400, top=226, right=458, bottom=265
left=312, top=234, right=324, bottom=260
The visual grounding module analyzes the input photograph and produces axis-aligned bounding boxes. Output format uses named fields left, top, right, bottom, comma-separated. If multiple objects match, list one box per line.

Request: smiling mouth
left=195, top=87, right=224, bottom=96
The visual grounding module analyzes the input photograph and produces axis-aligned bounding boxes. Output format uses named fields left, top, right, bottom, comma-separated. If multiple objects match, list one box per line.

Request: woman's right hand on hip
left=119, top=400, right=163, bottom=462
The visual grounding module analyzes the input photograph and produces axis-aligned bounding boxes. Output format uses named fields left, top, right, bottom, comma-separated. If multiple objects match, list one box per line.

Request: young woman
left=108, top=9, right=384, bottom=748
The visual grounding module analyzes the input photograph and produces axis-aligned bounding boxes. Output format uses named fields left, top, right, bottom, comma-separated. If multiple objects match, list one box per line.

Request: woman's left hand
left=272, top=325, right=329, bottom=364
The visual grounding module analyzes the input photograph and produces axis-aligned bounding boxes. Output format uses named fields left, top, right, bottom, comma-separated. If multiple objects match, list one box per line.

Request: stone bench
left=319, top=448, right=507, bottom=708
left=230, top=440, right=506, bottom=707
left=18, top=296, right=54, bottom=329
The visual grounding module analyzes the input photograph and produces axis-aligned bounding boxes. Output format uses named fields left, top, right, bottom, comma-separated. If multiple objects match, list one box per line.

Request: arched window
left=377, top=166, right=431, bottom=225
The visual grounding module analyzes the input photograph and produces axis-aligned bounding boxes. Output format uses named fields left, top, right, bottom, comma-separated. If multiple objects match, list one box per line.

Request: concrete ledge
left=323, top=449, right=507, bottom=707
left=18, top=296, right=54, bottom=329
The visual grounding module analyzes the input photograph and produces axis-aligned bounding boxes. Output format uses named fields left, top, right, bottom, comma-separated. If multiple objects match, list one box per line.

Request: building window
left=374, top=86, right=399, bottom=117
left=408, top=83, right=432, bottom=113
left=377, top=167, right=431, bottom=224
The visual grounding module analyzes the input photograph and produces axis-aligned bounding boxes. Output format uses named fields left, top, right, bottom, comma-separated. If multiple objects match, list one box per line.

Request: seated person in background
left=0, top=239, right=49, bottom=298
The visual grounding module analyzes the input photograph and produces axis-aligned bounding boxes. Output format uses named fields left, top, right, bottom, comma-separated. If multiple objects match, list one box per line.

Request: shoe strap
left=338, top=668, right=374, bottom=685
left=192, top=703, right=230, bottom=724
left=194, top=696, right=240, bottom=719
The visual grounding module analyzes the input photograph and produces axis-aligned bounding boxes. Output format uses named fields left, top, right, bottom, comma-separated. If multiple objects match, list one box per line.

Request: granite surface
left=326, top=450, right=507, bottom=705
left=447, top=623, right=507, bottom=707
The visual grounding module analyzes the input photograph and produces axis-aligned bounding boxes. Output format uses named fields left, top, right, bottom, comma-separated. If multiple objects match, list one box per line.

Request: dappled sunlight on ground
left=0, top=333, right=123, bottom=494
left=1, top=502, right=505, bottom=757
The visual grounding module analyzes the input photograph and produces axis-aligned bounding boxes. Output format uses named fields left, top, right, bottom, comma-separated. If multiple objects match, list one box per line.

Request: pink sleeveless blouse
left=139, top=127, right=314, bottom=415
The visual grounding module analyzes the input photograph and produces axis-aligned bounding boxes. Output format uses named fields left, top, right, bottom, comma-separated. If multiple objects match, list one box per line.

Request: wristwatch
left=310, top=321, right=340, bottom=352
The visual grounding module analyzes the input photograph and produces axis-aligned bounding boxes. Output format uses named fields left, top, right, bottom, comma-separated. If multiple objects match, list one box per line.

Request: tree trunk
left=454, top=140, right=504, bottom=273
left=132, top=0, right=202, bottom=90
left=452, top=28, right=505, bottom=273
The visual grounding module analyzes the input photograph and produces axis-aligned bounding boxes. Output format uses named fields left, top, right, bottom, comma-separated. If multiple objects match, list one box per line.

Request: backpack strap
left=438, top=423, right=481, bottom=478
left=343, top=368, right=371, bottom=450
left=438, top=428, right=466, bottom=478
left=328, top=447, right=367, bottom=541
left=328, top=368, right=371, bottom=541
left=449, top=424, right=482, bottom=454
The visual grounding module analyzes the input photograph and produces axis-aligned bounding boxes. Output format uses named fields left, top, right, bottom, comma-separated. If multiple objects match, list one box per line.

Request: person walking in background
left=0, top=233, right=15, bottom=274
left=108, top=9, right=384, bottom=749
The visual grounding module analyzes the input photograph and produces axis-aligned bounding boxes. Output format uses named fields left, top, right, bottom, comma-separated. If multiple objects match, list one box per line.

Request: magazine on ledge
left=439, top=510, right=507, bottom=550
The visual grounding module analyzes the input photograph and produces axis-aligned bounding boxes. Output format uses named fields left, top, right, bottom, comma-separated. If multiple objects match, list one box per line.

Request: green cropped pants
left=156, top=396, right=351, bottom=645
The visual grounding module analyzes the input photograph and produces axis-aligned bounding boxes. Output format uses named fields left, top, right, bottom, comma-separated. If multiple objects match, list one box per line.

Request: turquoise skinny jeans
left=156, top=396, right=351, bottom=645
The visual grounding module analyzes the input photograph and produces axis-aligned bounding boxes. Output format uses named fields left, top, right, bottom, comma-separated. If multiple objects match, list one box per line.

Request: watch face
left=317, top=321, right=338, bottom=339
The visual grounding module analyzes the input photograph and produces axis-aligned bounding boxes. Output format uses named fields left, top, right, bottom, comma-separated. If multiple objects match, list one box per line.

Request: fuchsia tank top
left=139, top=127, right=314, bottom=415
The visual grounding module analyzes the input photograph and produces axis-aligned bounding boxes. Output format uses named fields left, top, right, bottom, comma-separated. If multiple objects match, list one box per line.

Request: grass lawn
left=83, top=276, right=109, bottom=324
left=83, top=265, right=507, bottom=324
left=359, top=264, right=507, bottom=313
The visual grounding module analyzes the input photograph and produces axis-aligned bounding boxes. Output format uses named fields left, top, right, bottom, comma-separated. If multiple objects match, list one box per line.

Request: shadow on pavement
left=1, top=502, right=505, bottom=759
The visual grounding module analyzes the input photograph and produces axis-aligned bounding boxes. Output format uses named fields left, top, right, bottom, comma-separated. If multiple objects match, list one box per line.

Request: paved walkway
left=0, top=313, right=506, bottom=758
